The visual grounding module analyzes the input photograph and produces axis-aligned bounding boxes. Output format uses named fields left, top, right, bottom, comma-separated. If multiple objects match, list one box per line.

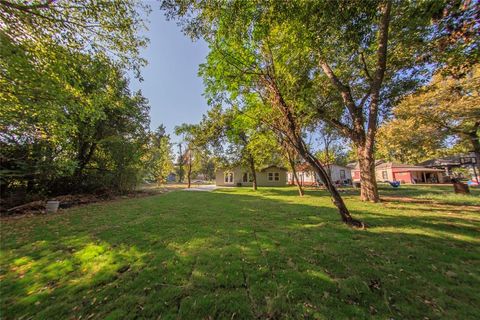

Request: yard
left=1, top=185, right=479, bottom=319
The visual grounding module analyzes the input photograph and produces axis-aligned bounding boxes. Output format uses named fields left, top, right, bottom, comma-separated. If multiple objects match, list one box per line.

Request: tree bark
left=467, top=123, right=480, bottom=174
left=357, top=144, right=379, bottom=202
left=263, top=75, right=363, bottom=227
left=177, top=143, right=184, bottom=183
left=287, top=151, right=304, bottom=196
left=317, top=1, right=391, bottom=203
left=74, top=140, right=97, bottom=178
left=248, top=155, right=258, bottom=190
left=301, top=145, right=363, bottom=227
left=187, top=151, right=192, bottom=188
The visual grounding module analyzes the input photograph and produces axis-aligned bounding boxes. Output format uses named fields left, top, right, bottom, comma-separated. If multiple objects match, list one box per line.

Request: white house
left=288, top=163, right=352, bottom=186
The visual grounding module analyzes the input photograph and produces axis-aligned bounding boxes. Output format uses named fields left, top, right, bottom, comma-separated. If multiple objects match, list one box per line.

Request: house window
left=243, top=173, right=254, bottom=182
left=269, top=172, right=280, bottom=181
left=382, top=170, right=388, bottom=180
left=340, top=170, right=346, bottom=179
left=224, top=172, right=234, bottom=183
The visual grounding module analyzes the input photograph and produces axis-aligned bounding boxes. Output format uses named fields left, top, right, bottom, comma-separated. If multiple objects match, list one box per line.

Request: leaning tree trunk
left=261, top=60, right=363, bottom=227
left=303, top=151, right=364, bottom=227
left=287, top=153, right=304, bottom=196
left=294, top=138, right=363, bottom=227
left=357, top=145, right=379, bottom=202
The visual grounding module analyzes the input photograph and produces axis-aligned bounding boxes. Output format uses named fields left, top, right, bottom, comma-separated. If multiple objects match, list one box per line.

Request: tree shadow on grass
left=1, top=189, right=479, bottom=319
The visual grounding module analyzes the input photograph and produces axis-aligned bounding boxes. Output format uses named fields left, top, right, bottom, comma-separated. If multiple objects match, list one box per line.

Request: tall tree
left=314, top=124, right=349, bottom=177
left=162, top=0, right=366, bottom=226
left=1, top=52, right=150, bottom=199
left=176, top=143, right=185, bottom=183
left=175, top=123, right=201, bottom=188
left=146, top=125, right=174, bottom=185
left=377, top=65, right=480, bottom=168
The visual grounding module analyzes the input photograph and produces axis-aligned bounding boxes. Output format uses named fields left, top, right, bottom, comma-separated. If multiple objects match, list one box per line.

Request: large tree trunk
left=317, top=1, right=390, bottom=203
left=357, top=145, right=380, bottom=202
left=248, top=155, right=258, bottom=191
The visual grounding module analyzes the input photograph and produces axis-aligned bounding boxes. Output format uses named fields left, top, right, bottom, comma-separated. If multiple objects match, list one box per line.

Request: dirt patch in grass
left=381, top=195, right=480, bottom=212
left=1, top=189, right=169, bottom=219
left=381, top=196, right=434, bottom=204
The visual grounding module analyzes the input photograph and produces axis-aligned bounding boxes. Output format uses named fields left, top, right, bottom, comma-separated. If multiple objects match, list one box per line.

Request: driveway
left=183, top=184, right=218, bottom=192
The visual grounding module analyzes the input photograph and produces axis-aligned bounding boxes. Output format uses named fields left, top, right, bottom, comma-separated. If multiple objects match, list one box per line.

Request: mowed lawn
left=1, top=186, right=479, bottom=319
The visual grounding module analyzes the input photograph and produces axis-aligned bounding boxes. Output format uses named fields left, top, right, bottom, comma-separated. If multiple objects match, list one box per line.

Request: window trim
left=382, top=170, right=388, bottom=180
left=242, top=172, right=254, bottom=183
left=340, top=169, right=346, bottom=179
left=224, top=171, right=234, bottom=184
left=268, top=172, right=280, bottom=181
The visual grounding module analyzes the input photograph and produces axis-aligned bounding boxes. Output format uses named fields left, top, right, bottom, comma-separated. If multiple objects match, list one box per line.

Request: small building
left=215, top=165, right=287, bottom=187
left=351, top=161, right=445, bottom=184
left=418, top=154, right=479, bottom=182
left=418, top=156, right=462, bottom=177
left=166, top=172, right=177, bottom=182
left=287, top=163, right=352, bottom=186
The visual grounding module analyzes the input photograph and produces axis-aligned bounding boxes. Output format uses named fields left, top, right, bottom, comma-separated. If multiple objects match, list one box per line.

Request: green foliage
left=0, top=54, right=150, bottom=197
left=313, top=124, right=350, bottom=166
left=163, top=0, right=478, bottom=202
left=145, top=125, right=174, bottom=184
left=0, top=0, right=149, bottom=76
left=0, top=0, right=152, bottom=203
left=376, top=65, right=480, bottom=164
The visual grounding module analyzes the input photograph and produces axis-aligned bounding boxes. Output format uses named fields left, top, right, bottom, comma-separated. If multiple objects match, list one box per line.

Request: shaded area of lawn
left=1, top=186, right=479, bottom=319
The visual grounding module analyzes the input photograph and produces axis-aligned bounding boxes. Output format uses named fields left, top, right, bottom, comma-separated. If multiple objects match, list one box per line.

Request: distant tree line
left=0, top=1, right=176, bottom=208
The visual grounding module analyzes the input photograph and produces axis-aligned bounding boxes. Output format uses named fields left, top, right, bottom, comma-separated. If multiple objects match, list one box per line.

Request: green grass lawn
left=1, top=186, right=479, bottom=319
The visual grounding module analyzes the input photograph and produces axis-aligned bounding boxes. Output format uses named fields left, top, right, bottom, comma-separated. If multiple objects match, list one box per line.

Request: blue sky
left=129, top=8, right=210, bottom=142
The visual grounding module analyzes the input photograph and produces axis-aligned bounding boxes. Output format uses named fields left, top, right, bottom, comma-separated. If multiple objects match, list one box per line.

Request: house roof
left=351, top=160, right=444, bottom=172
left=376, top=162, right=444, bottom=172
left=418, top=155, right=464, bottom=167
left=351, top=159, right=386, bottom=170
left=346, top=162, right=357, bottom=169
left=294, top=163, right=350, bottom=172
left=216, top=165, right=287, bottom=173
left=260, top=165, right=288, bottom=172
left=395, top=167, right=444, bottom=172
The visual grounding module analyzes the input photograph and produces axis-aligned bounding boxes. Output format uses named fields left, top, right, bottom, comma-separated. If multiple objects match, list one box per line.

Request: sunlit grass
left=1, top=185, right=479, bottom=319
left=416, top=192, right=480, bottom=206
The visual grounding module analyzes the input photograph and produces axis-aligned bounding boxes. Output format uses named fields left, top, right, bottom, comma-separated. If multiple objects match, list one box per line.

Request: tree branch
left=365, top=0, right=392, bottom=150
left=0, top=0, right=54, bottom=12
left=318, top=60, right=364, bottom=132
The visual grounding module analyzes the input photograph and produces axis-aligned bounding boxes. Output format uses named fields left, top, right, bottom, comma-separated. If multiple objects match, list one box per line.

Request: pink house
left=352, top=162, right=445, bottom=184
